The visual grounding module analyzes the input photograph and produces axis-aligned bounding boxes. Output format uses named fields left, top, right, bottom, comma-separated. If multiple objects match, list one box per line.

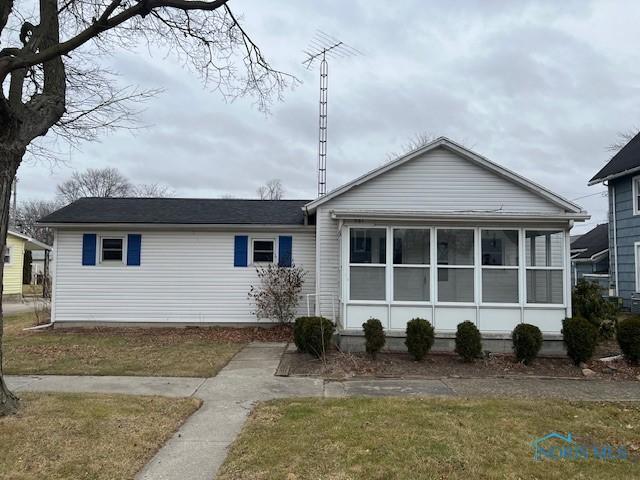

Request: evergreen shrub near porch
left=293, top=316, right=335, bottom=358
left=562, top=316, right=598, bottom=365
left=362, top=318, right=385, bottom=359
left=511, top=323, right=543, bottom=365
left=405, top=318, right=434, bottom=361
left=454, top=321, right=482, bottom=362
left=616, top=316, right=640, bottom=364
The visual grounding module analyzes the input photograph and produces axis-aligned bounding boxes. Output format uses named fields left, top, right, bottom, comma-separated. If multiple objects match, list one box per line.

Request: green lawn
left=218, top=397, right=640, bottom=480
left=0, top=392, right=200, bottom=480
left=3, top=312, right=242, bottom=376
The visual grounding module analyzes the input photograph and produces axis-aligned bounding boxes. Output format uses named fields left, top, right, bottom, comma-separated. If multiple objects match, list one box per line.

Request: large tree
left=0, top=0, right=296, bottom=415
left=257, top=178, right=284, bottom=200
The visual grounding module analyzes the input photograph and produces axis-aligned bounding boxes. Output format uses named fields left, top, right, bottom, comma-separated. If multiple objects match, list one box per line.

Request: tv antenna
left=303, top=30, right=362, bottom=197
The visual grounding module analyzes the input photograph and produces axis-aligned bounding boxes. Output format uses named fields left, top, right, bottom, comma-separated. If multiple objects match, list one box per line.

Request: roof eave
left=588, top=165, right=640, bottom=185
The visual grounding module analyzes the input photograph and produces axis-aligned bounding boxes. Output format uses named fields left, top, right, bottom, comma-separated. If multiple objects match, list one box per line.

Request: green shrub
left=562, top=316, right=598, bottom=365
left=293, top=316, right=313, bottom=352
left=362, top=318, right=385, bottom=358
left=511, top=323, right=543, bottom=365
left=454, top=321, right=482, bottom=362
left=293, top=316, right=335, bottom=358
left=405, top=318, right=434, bottom=361
left=616, top=316, right=640, bottom=364
left=572, top=280, right=617, bottom=333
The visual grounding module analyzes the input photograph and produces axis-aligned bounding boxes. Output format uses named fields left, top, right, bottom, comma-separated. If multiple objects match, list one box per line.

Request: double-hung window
left=2, top=246, right=10, bottom=264
left=349, top=228, right=386, bottom=300
left=252, top=239, right=275, bottom=263
left=525, top=230, right=564, bottom=304
left=393, top=228, right=430, bottom=301
left=101, top=238, right=123, bottom=262
left=481, top=229, right=519, bottom=303
left=633, top=176, right=640, bottom=215
left=437, top=229, right=474, bottom=302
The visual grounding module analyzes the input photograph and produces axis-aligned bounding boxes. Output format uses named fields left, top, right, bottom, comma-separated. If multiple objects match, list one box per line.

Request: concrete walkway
left=6, top=342, right=640, bottom=480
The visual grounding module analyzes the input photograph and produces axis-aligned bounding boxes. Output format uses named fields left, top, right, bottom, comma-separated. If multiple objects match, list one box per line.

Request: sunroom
left=339, top=223, right=570, bottom=335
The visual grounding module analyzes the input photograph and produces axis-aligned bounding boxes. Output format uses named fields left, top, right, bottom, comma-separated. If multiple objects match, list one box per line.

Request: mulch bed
left=48, top=324, right=294, bottom=344
left=282, top=347, right=640, bottom=381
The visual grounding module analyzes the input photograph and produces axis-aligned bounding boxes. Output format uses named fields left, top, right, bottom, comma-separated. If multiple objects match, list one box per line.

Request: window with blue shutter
left=127, top=234, right=142, bottom=266
left=82, top=234, right=97, bottom=266
left=234, top=235, right=248, bottom=267
left=278, top=235, right=292, bottom=267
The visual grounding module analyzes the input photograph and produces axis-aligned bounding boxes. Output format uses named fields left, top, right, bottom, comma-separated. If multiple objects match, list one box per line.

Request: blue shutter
left=127, top=234, right=142, bottom=266
left=82, top=234, right=96, bottom=266
left=234, top=235, right=248, bottom=267
left=278, top=235, right=293, bottom=267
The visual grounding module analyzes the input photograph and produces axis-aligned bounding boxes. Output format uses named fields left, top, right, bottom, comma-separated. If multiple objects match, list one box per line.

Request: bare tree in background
left=386, top=131, right=437, bottom=161
left=57, top=167, right=132, bottom=202
left=0, top=0, right=297, bottom=415
left=607, top=128, right=639, bottom=152
left=257, top=178, right=284, bottom=200
left=132, top=182, right=175, bottom=197
left=14, top=199, right=62, bottom=245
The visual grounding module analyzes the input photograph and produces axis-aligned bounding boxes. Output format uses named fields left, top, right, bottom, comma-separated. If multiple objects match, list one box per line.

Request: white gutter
left=37, top=223, right=316, bottom=231
left=610, top=181, right=619, bottom=296
left=589, top=165, right=640, bottom=186
left=330, top=210, right=590, bottom=222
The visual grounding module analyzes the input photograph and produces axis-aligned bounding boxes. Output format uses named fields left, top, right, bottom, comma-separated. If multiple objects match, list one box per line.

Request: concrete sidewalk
left=7, top=344, right=640, bottom=480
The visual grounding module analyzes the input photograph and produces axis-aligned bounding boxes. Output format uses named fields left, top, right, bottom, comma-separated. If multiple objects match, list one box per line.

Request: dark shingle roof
left=590, top=131, right=640, bottom=184
left=570, top=223, right=608, bottom=260
left=39, top=198, right=310, bottom=225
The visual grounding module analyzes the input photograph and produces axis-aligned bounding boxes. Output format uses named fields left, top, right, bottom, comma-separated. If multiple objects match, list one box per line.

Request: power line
left=570, top=190, right=607, bottom=201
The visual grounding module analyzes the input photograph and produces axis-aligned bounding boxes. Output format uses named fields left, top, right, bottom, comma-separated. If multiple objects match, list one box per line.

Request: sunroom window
left=349, top=228, right=386, bottom=300
left=437, top=229, right=474, bottom=302
left=481, top=229, right=519, bottom=303
left=393, top=228, right=430, bottom=301
left=525, top=230, right=564, bottom=304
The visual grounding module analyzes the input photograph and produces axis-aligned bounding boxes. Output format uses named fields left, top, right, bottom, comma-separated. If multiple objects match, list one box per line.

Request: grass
left=218, top=397, right=640, bottom=480
left=3, top=312, right=243, bottom=377
left=0, top=392, right=200, bottom=480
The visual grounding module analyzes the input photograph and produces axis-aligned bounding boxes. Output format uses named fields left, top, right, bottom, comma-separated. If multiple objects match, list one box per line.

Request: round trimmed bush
left=511, top=323, right=543, bottom=365
left=455, top=321, right=482, bottom=362
left=562, top=316, right=598, bottom=365
left=363, top=318, right=385, bottom=358
left=616, top=316, right=640, bottom=364
left=296, top=316, right=335, bottom=358
left=405, top=318, right=434, bottom=361
left=293, top=316, right=312, bottom=352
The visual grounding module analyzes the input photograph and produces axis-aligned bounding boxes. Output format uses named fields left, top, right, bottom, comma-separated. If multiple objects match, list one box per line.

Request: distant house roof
left=38, top=198, right=311, bottom=226
left=590, top=131, right=640, bottom=184
left=570, top=223, right=608, bottom=260
left=7, top=230, right=51, bottom=250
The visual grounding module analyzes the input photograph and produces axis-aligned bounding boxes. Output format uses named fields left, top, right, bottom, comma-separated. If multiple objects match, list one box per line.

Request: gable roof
left=7, top=230, right=51, bottom=250
left=570, top=223, right=608, bottom=260
left=38, top=198, right=311, bottom=226
left=589, top=131, right=640, bottom=185
left=305, top=136, right=585, bottom=214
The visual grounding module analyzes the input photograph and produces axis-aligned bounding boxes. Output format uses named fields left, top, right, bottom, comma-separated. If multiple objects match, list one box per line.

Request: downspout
left=608, top=181, right=619, bottom=297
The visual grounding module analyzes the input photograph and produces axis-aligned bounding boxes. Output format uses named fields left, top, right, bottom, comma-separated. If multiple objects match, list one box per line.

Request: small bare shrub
left=248, top=264, right=305, bottom=323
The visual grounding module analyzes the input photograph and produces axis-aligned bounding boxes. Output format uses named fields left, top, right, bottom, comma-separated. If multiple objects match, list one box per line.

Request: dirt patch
left=282, top=348, right=640, bottom=381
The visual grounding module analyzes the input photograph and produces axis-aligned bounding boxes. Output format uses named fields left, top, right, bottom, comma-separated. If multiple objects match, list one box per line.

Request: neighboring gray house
left=590, top=131, right=640, bottom=308
left=570, top=223, right=608, bottom=293
left=40, top=137, right=589, bottom=343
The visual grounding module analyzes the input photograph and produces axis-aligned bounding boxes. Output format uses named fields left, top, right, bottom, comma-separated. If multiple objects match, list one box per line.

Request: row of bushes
left=293, top=313, right=640, bottom=365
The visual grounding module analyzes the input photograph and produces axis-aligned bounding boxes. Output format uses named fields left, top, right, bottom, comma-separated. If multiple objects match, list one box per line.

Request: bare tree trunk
left=0, top=149, right=21, bottom=416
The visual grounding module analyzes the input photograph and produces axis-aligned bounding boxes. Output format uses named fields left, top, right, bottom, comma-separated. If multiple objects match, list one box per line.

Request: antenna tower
left=303, top=31, right=361, bottom=197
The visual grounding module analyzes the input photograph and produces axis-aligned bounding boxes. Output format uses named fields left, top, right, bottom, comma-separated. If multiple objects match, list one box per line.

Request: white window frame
left=435, top=227, right=476, bottom=306
left=392, top=227, right=431, bottom=304
left=634, top=241, right=640, bottom=293
left=347, top=226, right=388, bottom=303
left=633, top=175, right=640, bottom=216
left=99, top=236, right=125, bottom=264
left=2, top=246, right=10, bottom=265
left=251, top=238, right=276, bottom=264
left=524, top=229, right=565, bottom=306
left=480, top=228, right=520, bottom=306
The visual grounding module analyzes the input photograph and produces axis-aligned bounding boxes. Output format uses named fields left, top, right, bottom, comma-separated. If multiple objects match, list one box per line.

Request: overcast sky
left=17, top=0, right=640, bottom=233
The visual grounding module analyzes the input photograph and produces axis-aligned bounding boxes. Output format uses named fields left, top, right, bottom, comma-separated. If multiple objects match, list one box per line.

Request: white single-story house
left=39, top=137, right=589, bottom=350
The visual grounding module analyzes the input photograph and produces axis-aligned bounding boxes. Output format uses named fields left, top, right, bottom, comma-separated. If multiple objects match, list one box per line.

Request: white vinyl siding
left=52, top=229, right=316, bottom=324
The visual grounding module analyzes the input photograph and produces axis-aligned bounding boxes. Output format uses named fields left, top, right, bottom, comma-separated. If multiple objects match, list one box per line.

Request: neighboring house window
left=3, top=246, right=10, bottom=264
left=525, top=230, right=564, bottom=304
left=393, top=228, right=430, bottom=301
left=252, top=239, right=275, bottom=263
left=635, top=242, right=640, bottom=292
left=481, top=229, right=519, bottom=303
left=101, top=238, right=124, bottom=262
left=633, top=176, right=640, bottom=215
left=437, top=229, right=474, bottom=302
left=349, top=228, right=386, bottom=300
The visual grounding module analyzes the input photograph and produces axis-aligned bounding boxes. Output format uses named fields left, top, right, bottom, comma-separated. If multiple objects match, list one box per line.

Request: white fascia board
left=329, top=209, right=590, bottom=223
left=588, top=165, right=640, bottom=186
left=39, top=223, right=316, bottom=231
left=305, top=136, right=585, bottom=214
